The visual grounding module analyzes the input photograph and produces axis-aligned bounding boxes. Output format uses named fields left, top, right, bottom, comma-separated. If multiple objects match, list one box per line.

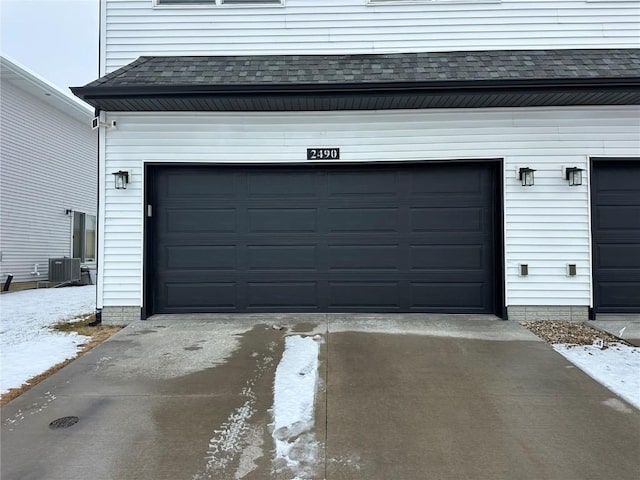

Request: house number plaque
left=307, top=148, right=340, bottom=160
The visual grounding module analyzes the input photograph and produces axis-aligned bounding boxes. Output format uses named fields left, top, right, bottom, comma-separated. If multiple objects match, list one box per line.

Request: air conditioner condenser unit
left=48, top=258, right=81, bottom=283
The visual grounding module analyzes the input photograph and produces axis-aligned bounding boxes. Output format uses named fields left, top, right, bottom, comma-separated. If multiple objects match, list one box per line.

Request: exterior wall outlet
left=567, top=263, right=577, bottom=276
left=519, top=264, right=529, bottom=276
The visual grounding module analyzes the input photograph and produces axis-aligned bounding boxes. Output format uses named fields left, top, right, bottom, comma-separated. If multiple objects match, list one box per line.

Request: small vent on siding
left=519, top=264, right=529, bottom=276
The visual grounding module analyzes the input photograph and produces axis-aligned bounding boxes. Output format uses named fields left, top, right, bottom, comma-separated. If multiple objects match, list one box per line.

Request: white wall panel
left=0, top=80, right=97, bottom=282
left=100, top=106, right=640, bottom=308
left=103, top=0, right=640, bottom=73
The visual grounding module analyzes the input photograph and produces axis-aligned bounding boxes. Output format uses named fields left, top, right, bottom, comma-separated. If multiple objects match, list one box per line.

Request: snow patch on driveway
left=0, top=285, right=95, bottom=393
left=553, top=343, right=640, bottom=409
left=271, top=335, right=321, bottom=479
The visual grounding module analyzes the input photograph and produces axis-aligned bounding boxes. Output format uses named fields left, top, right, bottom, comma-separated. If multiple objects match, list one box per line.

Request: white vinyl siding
left=104, top=0, right=640, bottom=73
left=0, top=80, right=97, bottom=282
left=100, top=106, right=640, bottom=309
left=156, top=0, right=283, bottom=5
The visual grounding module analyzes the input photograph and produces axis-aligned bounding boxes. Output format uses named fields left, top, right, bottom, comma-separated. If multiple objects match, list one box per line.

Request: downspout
left=94, top=108, right=101, bottom=324
left=68, top=208, right=73, bottom=258
left=94, top=0, right=103, bottom=323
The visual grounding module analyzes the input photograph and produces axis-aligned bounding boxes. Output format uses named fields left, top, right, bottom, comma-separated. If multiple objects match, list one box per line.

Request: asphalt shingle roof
left=72, top=49, right=640, bottom=111
left=85, top=49, right=640, bottom=88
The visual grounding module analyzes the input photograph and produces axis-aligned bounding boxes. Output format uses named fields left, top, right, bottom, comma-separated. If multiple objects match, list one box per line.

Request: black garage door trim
left=143, top=161, right=504, bottom=317
left=591, top=158, right=640, bottom=315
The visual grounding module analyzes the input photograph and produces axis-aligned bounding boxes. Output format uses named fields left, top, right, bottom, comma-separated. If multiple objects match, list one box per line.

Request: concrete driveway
left=2, top=315, right=639, bottom=480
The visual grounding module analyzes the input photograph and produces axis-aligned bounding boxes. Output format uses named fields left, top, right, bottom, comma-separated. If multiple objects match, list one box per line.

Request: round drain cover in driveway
left=49, top=416, right=79, bottom=429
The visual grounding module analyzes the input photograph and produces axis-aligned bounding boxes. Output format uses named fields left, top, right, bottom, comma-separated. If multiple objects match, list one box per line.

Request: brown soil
left=0, top=314, right=122, bottom=407
left=522, top=320, right=631, bottom=346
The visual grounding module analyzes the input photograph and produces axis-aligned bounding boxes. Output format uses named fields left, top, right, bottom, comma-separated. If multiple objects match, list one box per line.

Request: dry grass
left=0, top=314, right=122, bottom=407
left=522, top=320, right=631, bottom=346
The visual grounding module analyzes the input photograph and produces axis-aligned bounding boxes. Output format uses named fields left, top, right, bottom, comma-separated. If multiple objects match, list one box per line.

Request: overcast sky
left=1, top=0, right=99, bottom=95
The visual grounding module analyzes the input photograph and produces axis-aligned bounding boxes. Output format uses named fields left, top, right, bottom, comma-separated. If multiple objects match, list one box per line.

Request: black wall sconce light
left=565, top=167, right=584, bottom=186
left=518, top=167, right=536, bottom=186
left=112, top=170, right=130, bottom=189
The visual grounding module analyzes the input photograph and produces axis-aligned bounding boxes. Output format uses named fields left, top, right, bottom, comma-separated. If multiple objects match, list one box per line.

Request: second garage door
left=150, top=162, right=500, bottom=314
left=591, top=159, right=640, bottom=314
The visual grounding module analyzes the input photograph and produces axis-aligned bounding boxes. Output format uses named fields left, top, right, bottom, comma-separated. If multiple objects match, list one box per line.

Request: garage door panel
left=410, top=245, right=484, bottom=270
left=248, top=208, right=318, bottom=233
left=166, top=209, right=237, bottom=233
left=598, top=283, right=640, bottom=309
left=152, top=163, right=499, bottom=314
left=410, top=283, right=485, bottom=309
left=328, top=282, right=401, bottom=308
left=166, top=172, right=237, bottom=197
left=327, top=245, right=401, bottom=271
left=247, top=245, right=317, bottom=270
left=406, top=233, right=491, bottom=244
left=410, top=168, right=483, bottom=194
left=166, top=282, right=237, bottom=309
left=597, top=269, right=640, bottom=282
left=247, top=282, right=318, bottom=308
left=166, top=245, right=237, bottom=270
left=247, top=171, right=318, bottom=197
left=593, top=167, right=640, bottom=192
left=594, top=206, right=640, bottom=230
left=410, top=207, right=484, bottom=232
left=328, top=171, right=400, bottom=197
left=596, top=244, right=640, bottom=269
left=327, top=208, right=400, bottom=233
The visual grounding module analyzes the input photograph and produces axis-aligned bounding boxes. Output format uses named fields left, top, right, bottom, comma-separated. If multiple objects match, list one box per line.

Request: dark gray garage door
left=150, top=163, right=500, bottom=314
left=591, top=159, right=640, bottom=314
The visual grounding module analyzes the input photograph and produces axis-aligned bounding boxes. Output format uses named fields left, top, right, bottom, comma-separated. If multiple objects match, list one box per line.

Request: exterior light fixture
left=112, top=170, right=129, bottom=189
left=565, top=167, right=584, bottom=186
left=518, top=167, right=536, bottom=186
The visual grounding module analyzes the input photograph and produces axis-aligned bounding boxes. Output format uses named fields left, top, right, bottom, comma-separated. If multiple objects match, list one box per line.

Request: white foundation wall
left=103, top=0, right=640, bottom=73
left=100, top=106, right=640, bottom=310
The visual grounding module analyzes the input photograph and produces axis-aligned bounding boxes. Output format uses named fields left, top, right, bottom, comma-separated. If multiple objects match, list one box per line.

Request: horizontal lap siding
left=101, top=106, right=640, bottom=308
left=0, top=81, right=96, bottom=282
left=102, top=183, right=143, bottom=304
left=104, top=0, right=640, bottom=72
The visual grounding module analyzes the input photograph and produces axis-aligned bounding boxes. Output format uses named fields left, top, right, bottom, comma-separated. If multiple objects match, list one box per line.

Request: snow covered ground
left=0, top=285, right=96, bottom=394
left=553, top=343, right=640, bottom=409
left=272, top=335, right=321, bottom=478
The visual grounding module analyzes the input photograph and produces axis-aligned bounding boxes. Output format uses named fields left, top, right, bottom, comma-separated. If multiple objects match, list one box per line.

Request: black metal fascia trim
left=71, top=77, right=640, bottom=101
